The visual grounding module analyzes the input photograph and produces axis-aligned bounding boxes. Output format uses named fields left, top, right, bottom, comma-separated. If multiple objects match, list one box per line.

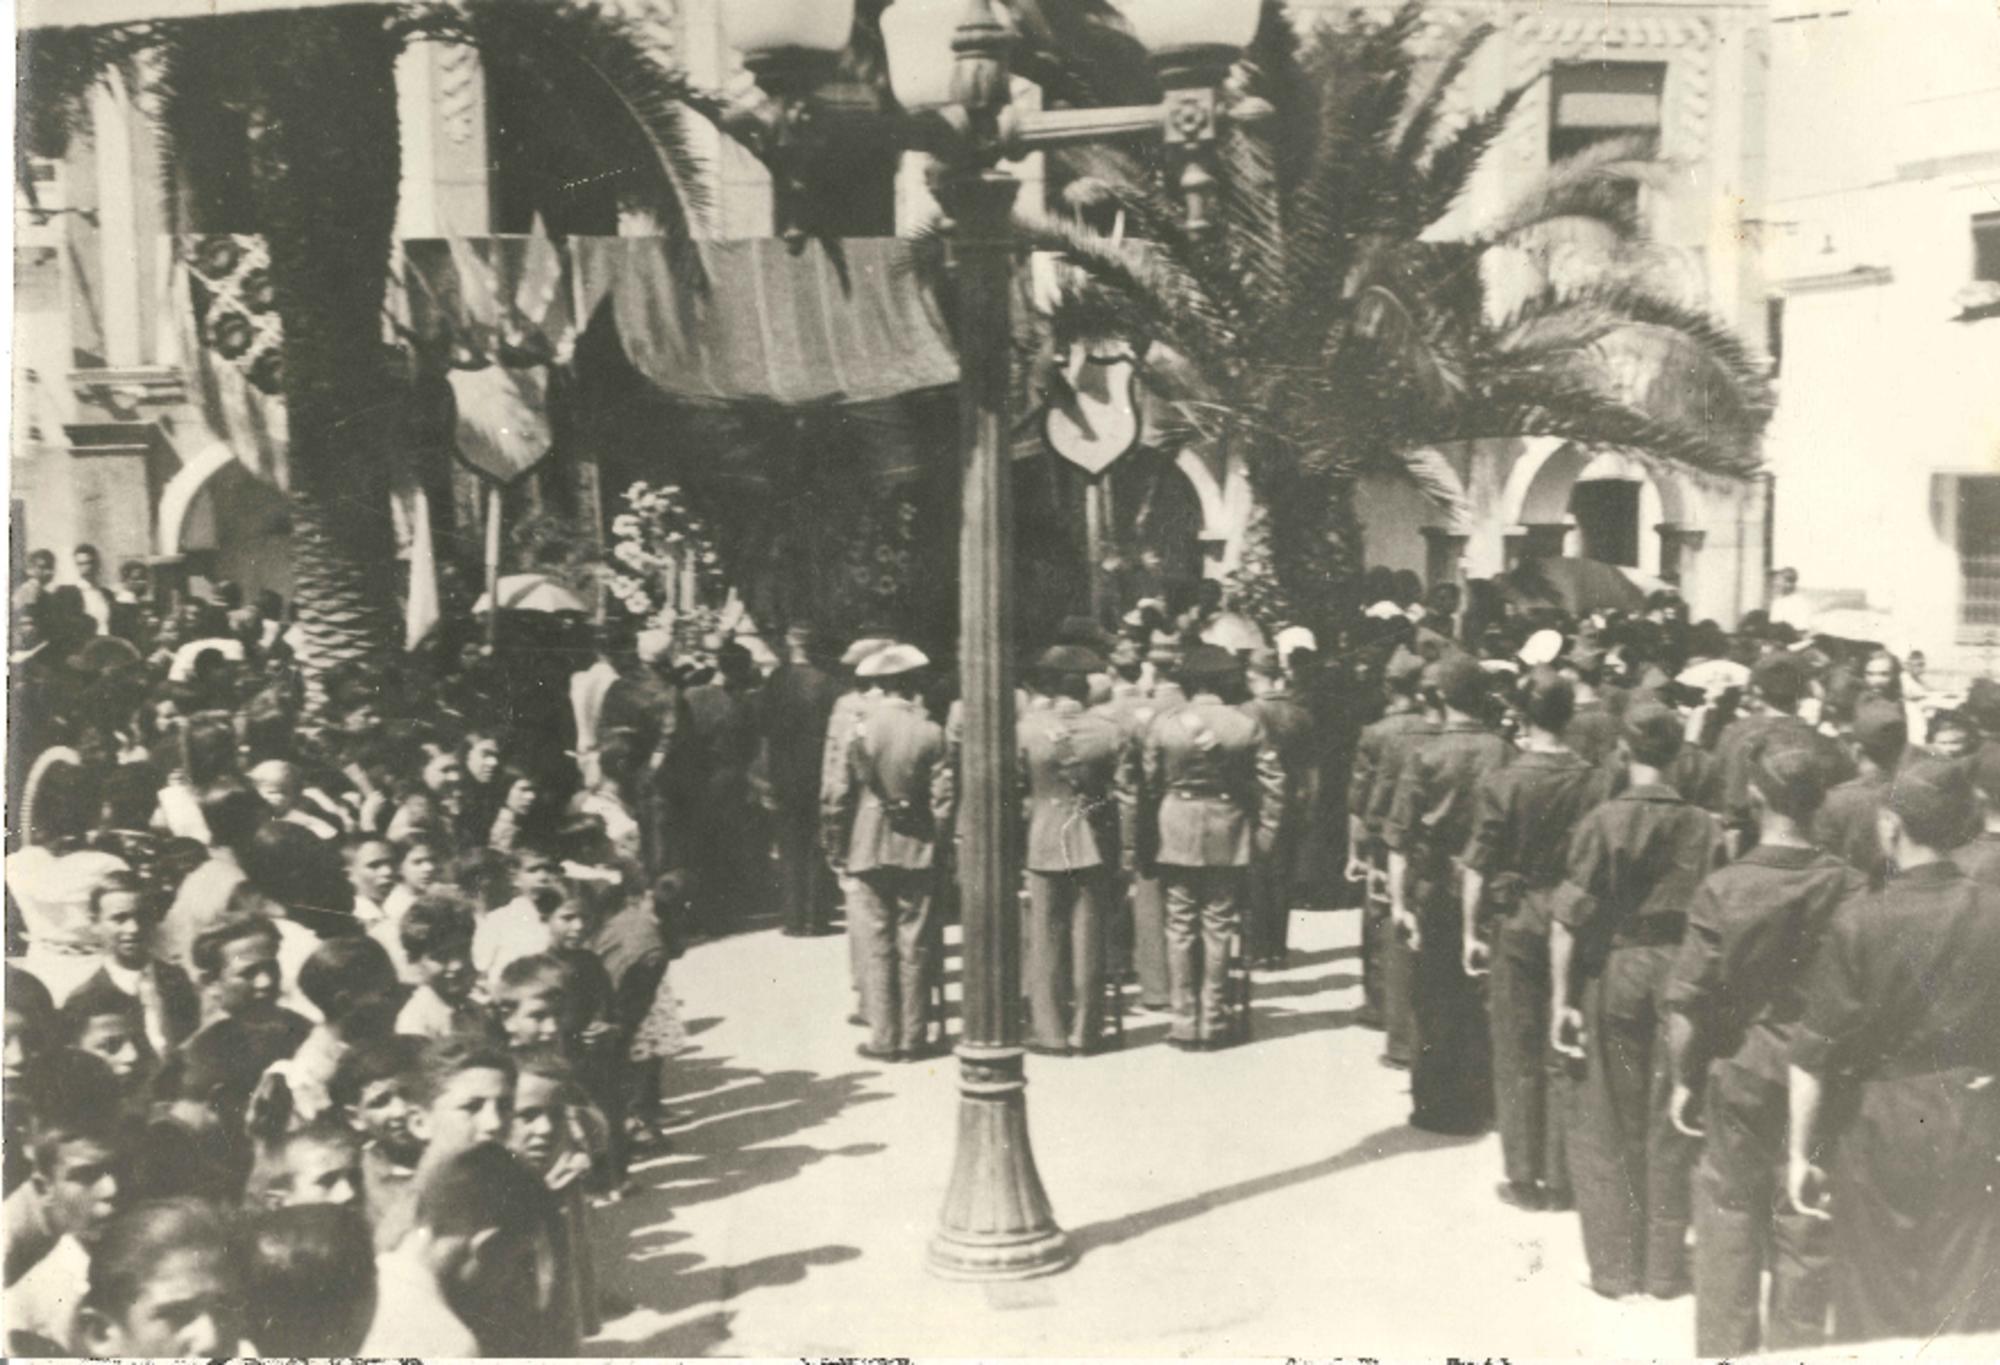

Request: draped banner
left=175, top=234, right=290, bottom=489
left=402, top=233, right=577, bottom=486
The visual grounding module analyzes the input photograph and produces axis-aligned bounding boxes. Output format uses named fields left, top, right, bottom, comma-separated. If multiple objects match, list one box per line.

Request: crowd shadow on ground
left=1065, top=1122, right=1481, bottom=1261
left=587, top=1049, right=892, bottom=1355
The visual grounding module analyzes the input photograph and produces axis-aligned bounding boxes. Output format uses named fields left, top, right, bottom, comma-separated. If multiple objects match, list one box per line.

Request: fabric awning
left=571, top=237, right=960, bottom=407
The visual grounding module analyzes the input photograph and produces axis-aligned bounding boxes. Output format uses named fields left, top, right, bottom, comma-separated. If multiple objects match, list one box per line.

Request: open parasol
left=472, top=572, right=589, bottom=616
left=1497, top=557, right=1651, bottom=616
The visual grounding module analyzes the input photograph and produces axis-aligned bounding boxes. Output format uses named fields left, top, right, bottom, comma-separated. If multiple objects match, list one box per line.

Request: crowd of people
left=3, top=542, right=1997, bottom=1354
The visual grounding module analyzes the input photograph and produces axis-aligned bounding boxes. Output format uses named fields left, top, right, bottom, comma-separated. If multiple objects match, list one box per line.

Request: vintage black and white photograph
left=4, top=0, right=1998, bottom=1356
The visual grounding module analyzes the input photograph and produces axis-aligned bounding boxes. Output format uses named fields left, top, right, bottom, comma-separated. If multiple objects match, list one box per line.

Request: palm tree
left=998, top=1, right=1774, bottom=641
left=16, top=1, right=711, bottom=695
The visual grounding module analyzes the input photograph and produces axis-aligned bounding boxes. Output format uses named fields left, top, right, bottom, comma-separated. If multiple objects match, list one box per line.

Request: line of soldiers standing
left=812, top=628, right=1314, bottom=1063
left=1349, top=642, right=1999, bottom=1350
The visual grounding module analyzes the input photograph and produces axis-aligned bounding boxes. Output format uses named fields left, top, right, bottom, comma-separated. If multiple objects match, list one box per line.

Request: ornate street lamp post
left=720, top=0, right=1264, bottom=1282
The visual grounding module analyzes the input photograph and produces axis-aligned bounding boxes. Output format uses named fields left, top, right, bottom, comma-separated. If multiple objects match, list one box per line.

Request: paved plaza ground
left=582, top=903, right=1708, bottom=1358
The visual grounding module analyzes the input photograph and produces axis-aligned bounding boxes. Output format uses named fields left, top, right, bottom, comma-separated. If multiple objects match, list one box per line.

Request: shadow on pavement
left=1065, top=1123, right=1482, bottom=1261
left=1250, top=969, right=1361, bottom=1001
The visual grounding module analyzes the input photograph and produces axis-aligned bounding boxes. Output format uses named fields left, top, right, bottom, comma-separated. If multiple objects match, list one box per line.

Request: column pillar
left=1657, top=523, right=1706, bottom=585
left=1505, top=522, right=1570, bottom=569
left=1422, top=528, right=1469, bottom=590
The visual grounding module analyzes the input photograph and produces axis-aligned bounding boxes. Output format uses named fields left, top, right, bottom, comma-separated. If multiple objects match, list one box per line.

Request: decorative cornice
left=69, top=366, right=187, bottom=420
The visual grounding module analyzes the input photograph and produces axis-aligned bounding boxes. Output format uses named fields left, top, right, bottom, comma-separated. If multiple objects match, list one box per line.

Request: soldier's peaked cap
left=1623, top=699, right=1684, bottom=764
left=1748, top=732, right=1835, bottom=812
left=1179, top=643, right=1244, bottom=685
left=1886, top=756, right=1973, bottom=843
left=1036, top=645, right=1107, bottom=676
left=856, top=644, right=929, bottom=678
left=1434, top=654, right=1487, bottom=712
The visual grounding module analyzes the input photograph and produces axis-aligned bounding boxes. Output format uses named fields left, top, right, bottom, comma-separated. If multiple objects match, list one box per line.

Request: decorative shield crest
left=1044, top=341, right=1141, bottom=476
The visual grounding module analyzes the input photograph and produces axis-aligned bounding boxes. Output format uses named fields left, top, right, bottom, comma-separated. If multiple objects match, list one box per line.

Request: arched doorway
left=1502, top=441, right=1686, bottom=579
left=159, top=443, right=293, bottom=601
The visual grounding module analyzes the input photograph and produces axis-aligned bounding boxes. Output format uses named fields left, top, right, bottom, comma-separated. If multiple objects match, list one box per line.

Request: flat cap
left=856, top=643, right=929, bottom=679
left=840, top=636, right=896, bottom=669
left=1517, top=628, right=1564, bottom=667
left=1386, top=648, right=1427, bottom=691
left=1179, top=643, right=1244, bottom=685
left=637, top=628, right=674, bottom=665
left=1036, top=645, right=1107, bottom=676
left=1886, top=756, right=1974, bottom=845
left=1749, top=732, right=1836, bottom=814
left=1623, top=699, right=1685, bottom=765
left=1435, top=654, right=1487, bottom=713
left=1752, top=650, right=1811, bottom=710
left=1275, top=625, right=1318, bottom=657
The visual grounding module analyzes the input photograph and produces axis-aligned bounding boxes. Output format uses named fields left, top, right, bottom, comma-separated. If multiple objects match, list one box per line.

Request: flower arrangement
left=602, top=481, right=729, bottom=650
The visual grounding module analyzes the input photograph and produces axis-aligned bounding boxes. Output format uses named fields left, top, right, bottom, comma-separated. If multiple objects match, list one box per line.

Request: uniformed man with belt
left=1462, top=665, right=1604, bottom=1207
left=1140, top=644, right=1281, bottom=1049
left=1551, top=700, right=1718, bottom=1300
left=1715, top=652, right=1852, bottom=855
left=1242, top=647, right=1314, bottom=968
left=1125, top=634, right=1189, bottom=1011
left=1346, top=651, right=1435, bottom=1053
left=1385, top=654, right=1511, bottom=1134
left=1665, top=734, right=1864, bottom=1354
left=830, top=644, right=946, bottom=1062
left=1019, top=646, right=1127, bottom=1055
left=1788, top=757, right=2000, bottom=1342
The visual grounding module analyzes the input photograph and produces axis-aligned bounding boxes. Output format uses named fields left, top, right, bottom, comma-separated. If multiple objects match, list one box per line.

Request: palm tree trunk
left=245, top=7, right=403, bottom=692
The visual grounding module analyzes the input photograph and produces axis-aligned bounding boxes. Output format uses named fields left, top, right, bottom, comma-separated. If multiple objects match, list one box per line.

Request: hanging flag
left=1044, top=342, right=1141, bottom=475
left=174, top=234, right=290, bottom=489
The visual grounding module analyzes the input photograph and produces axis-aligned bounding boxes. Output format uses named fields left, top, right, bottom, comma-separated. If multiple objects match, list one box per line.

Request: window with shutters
left=1958, top=477, right=2000, bottom=631
left=1549, top=61, right=1666, bottom=162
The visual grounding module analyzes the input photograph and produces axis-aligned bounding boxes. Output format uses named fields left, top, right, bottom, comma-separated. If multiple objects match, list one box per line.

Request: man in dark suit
left=1241, top=648, right=1314, bottom=967
left=681, top=641, right=763, bottom=936
left=757, top=625, right=840, bottom=936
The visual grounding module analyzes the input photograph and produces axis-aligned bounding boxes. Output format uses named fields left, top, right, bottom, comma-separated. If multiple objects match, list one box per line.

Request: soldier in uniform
left=1140, top=645, right=1281, bottom=1050
left=1346, top=652, right=1434, bottom=1052
left=1551, top=701, right=1718, bottom=1300
left=1814, top=698, right=1906, bottom=888
left=1125, top=635, right=1189, bottom=1011
left=1462, top=666, right=1604, bottom=1208
left=1561, top=643, right=1622, bottom=772
left=1242, top=648, right=1315, bottom=968
left=829, top=645, right=946, bottom=1062
left=1715, top=653, right=1852, bottom=856
left=1666, top=735, right=1864, bottom=1354
left=1385, top=655, right=1511, bottom=1134
left=1092, top=638, right=1150, bottom=987
left=1019, top=646, right=1127, bottom=1055
left=1788, top=757, right=2000, bottom=1342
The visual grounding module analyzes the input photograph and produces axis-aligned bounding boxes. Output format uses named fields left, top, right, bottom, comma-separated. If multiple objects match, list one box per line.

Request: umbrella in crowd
left=1200, top=610, right=1270, bottom=655
left=472, top=571, right=590, bottom=616
left=1808, top=604, right=1899, bottom=647
left=1496, top=556, right=1653, bottom=616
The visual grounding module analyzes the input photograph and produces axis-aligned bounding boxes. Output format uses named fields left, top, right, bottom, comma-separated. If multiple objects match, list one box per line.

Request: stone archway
left=1499, top=440, right=1694, bottom=579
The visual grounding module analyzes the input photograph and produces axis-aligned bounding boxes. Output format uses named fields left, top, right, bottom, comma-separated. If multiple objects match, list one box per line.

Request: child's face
left=85, top=1244, right=241, bottom=1358
left=504, top=779, right=539, bottom=817
left=76, top=1014, right=148, bottom=1084
left=349, top=841, right=397, bottom=904
left=499, top=989, right=563, bottom=1050
left=4, top=1006, right=47, bottom=1110
left=209, top=936, right=282, bottom=1018
left=97, top=892, right=151, bottom=967
left=416, top=944, right=475, bottom=1004
left=509, top=1072, right=566, bottom=1171
left=515, top=856, right=562, bottom=907
left=272, top=1137, right=361, bottom=1209
left=38, top=1135, right=122, bottom=1246
left=400, top=845, right=439, bottom=891
left=416, top=1066, right=514, bottom=1156
left=424, top=752, right=466, bottom=794
left=347, top=1077, right=419, bottom=1162
left=545, top=902, right=590, bottom=951
left=466, top=738, right=501, bottom=785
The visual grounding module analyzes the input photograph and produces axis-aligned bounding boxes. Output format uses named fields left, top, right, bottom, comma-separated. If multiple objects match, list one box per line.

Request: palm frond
left=1414, top=72, right=1536, bottom=229
left=1471, top=136, right=1660, bottom=246
left=16, top=23, right=159, bottom=199
left=1462, top=366, right=1761, bottom=479
left=1393, top=19, right=1495, bottom=173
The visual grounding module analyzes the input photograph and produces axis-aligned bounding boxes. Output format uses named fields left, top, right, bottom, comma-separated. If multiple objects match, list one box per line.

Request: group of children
left=4, top=784, right=681, bottom=1355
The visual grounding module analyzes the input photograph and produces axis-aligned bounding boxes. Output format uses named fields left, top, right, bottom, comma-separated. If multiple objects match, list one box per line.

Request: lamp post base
left=927, top=1045, right=1072, bottom=1281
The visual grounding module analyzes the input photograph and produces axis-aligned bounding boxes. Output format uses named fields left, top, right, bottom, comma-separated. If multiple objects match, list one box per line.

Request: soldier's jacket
left=1553, top=782, right=1719, bottom=968
left=1815, top=772, right=1891, bottom=886
left=1352, top=710, right=1438, bottom=841
left=1382, top=721, right=1515, bottom=883
left=1019, top=698, right=1126, bottom=873
left=1242, top=686, right=1316, bottom=839
left=1666, top=845, right=1864, bottom=1086
left=840, top=695, right=946, bottom=874
left=1140, top=693, right=1283, bottom=868
left=1097, top=681, right=1184, bottom=870
left=821, top=687, right=881, bottom=821
left=1792, top=861, right=2000, bottom=1080
left=1463, top=748, right=1609, bottom=933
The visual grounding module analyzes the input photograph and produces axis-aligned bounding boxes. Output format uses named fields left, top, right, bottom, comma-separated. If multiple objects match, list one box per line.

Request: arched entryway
left=157, top=442, right=293, bottom=601
left=1500, top=440, right=1694, bottom=581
